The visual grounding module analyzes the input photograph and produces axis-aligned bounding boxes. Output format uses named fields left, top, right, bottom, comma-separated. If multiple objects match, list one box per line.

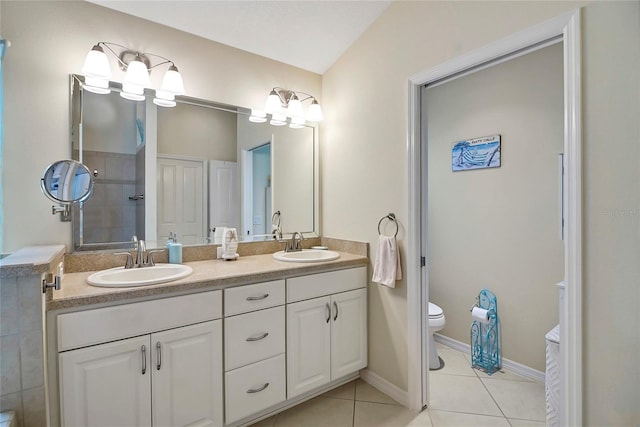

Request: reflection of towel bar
left=129, top=194, right=144, bottom=201
left=377, top=213, right=398, bottom=237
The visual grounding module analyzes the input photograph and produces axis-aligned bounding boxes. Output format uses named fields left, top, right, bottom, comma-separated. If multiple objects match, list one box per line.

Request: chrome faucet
left=285, top=231, right=304, bottom=252
left=114, top=235, right=163, bottom=268
left=136, top=239, right=147, bottom=267
left=271, top=211, right=282, bottom=240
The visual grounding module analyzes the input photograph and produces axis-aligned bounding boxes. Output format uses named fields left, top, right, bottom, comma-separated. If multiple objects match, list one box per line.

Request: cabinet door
left=152, top=320, right=223, bottom=427
left=59, top=335, right=151, bottom=427
left=331, top=288, right=368, bottom=380
left=287, top=296, right=331, bottom=398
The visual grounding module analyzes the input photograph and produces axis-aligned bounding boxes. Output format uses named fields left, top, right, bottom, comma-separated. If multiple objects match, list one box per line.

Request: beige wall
left=324, top=0, right=639, bottom=423
left=582, top=2, right=640, bottom=424
left=0, top=0, right=321, bottom=253
left=426, top=44, right=564, bottom=372
left=322, top=0, right=585, bottom=392
left=158, top=103, right=238, bottom=161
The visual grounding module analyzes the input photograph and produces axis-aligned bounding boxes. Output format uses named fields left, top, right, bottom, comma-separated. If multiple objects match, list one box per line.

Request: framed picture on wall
left=452, top=134, right=501, bottom=171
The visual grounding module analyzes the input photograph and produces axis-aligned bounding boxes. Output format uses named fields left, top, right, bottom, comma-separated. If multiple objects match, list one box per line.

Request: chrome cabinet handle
left=246, top=294, right=269, bottom=301
left=325, top=303, right=331, bottom=323
left=141, top=345, right=147, bottom=375
left=247, top=383, right=270, bottom=394
left=246, top=332, right=269, bottom=342
left=333, top=301, right=339, bottom=321
left=156, top=342, right=162, bottom=370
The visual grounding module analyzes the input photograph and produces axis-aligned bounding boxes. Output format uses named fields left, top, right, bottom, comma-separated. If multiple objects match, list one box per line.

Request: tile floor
left=252, top=343, right=546, bottom=427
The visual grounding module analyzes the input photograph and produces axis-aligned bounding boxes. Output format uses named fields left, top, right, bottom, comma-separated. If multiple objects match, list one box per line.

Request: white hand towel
left=372, top=235, right=402, bottom=288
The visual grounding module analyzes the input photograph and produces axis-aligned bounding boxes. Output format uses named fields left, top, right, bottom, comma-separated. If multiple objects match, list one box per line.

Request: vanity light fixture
left=250, top=87, right=324, bottom=128
left=81, top=42, right=185, bottom=107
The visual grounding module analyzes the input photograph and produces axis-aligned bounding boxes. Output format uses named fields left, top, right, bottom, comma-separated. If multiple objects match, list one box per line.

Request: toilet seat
left=427, top=302, right=445, bottom=370
left=428, top=302, right=443, bottom=319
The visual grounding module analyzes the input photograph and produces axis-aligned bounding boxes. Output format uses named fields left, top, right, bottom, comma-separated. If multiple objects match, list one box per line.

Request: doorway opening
left=241, top=142, right=272, bottom=239
left=406, top=10, right=582, bottom=426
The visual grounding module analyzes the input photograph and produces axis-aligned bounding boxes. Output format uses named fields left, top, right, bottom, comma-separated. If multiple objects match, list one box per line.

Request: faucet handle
left=146, top=250, right=165, bottom=267
left=115, top=252, right=134, bottom=269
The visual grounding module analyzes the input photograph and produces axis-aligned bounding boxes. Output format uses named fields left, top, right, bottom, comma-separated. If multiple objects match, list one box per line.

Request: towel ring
left=378, top=213, right=398, bottom=238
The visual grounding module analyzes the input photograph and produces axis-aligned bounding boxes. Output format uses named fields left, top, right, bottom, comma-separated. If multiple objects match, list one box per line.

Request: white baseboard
left=434, top=333, right=545, bottom=383
left=359, top=369, right=411, bottom=408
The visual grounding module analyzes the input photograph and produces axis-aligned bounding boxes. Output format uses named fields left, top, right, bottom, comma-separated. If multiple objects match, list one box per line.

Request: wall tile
left=105, top=156, right=124, bottom=181
left=19, top=331, right=43, bottom=390
left=0, top=335, right=21, bottom=395
left=105, top=184, right=123, bottom=206
left=17, top=276, right=42, bottom=333
left=21, top=387, right=45, bottom=427
left=1, top=278, right=19, bottom=336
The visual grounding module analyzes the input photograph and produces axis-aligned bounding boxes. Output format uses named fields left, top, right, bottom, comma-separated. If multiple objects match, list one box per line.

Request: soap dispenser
left=168, top=233, right=183, bottom=264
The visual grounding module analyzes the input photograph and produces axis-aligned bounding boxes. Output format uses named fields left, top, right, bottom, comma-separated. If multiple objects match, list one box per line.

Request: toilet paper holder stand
left=470, top=289, right=501, bottom=375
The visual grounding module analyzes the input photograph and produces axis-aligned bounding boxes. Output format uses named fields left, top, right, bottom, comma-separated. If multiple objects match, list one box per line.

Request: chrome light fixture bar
left=250, top=87, right=324, bottom=128
left=81, top=42, right=185, bottom=107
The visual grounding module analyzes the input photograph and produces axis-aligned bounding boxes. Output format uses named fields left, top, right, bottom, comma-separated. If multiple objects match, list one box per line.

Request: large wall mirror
left=70, top=74, right=318, bottom=251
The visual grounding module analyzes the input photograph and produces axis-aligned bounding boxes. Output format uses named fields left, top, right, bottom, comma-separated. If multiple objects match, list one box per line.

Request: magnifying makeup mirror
left=41, top=159, right=94, bottom=221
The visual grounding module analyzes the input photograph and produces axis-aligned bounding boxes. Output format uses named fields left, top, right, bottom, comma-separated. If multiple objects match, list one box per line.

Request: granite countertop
left=49, top=252, right=368, bottom=311
left=0, top=245, right=66, bottom=278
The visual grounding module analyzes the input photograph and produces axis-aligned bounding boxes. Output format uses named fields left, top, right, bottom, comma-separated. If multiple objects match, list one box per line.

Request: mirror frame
left=70, top=74, right=320, bottom=252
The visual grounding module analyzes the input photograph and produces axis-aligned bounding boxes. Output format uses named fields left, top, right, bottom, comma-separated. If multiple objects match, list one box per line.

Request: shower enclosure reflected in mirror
left=70, top=74, right=317, bottom=251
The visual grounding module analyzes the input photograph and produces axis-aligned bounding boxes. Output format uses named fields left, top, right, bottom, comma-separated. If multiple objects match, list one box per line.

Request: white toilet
left=428, top=302, right=446, bottom=370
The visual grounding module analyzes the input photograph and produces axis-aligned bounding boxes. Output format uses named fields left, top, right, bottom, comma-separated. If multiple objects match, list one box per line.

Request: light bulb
left=306, top=99, right=324, bottom=122
left=160, top=65, right=185, bottom=95
left=120, top=83, right=145, bottom=101
left=249, top=109, right=267, bottom=123
left=264, top=89, right=282, bottom=115
left=270, top=113, right=287, bottom=126
left=124, top=58, right=150, bottom=88
left=83, top=77, right=111, bottom=95
left=81, top=44, right=111, bottom=79
left=153, top=90, right=176, bottom=107
left=287, top=94, right=303, bottom=118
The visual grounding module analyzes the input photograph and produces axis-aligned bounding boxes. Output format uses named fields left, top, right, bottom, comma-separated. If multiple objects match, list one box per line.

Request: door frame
left=406, top=9, right=582, bottom=426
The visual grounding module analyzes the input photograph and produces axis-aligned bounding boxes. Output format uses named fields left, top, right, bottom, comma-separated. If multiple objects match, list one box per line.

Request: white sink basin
left=87, top=264, right=193, bottom=288
left=272, top=249, right=340, bottom=263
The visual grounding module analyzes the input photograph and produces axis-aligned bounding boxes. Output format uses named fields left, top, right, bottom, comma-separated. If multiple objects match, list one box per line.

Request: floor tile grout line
left=352, top=381, right=356, bottom=427
left=351, top=394, right=356, bottom=427
left=477, top=373, right=509, bottom=420
left=354, top=399, right=403, bottom=406
left=428, top=407, right=510, bottom=419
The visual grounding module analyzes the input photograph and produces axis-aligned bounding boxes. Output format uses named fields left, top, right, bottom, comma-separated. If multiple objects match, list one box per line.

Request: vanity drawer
left=58, top=290, right=222, bottom=351
left=224, top=280, right=285, bottom=316
left=225, top=354, right=286, bottom=424
left=287, top=267, right=366, bottom=303
left=225, top=306, right=285, bottom=371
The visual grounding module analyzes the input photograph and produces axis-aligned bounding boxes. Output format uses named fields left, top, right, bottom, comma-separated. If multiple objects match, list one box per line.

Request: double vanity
left=44, top=245, right=368, bottom=427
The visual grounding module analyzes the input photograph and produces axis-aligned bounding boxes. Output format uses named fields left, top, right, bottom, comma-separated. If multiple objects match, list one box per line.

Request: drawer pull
left=246, top=332, right=269, bottom=342
left=246, top=293, right=269, bottom=301
left=141, top=345, right=147, bottom=375
left=247, top=383, right=270, bottom=394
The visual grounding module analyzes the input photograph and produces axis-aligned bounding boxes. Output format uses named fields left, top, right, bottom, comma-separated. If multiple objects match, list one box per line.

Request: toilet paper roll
left=471, top=306, right=490, bottom=324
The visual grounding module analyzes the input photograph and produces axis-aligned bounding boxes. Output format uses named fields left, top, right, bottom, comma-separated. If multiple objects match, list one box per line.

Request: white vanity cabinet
left=59, top=335, right=152, bottom=427
left=57, top=290, right=223, bottom=427
left=286, top=267, right=367, bottom=399
left=223, top=280, right=287, bottom=424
